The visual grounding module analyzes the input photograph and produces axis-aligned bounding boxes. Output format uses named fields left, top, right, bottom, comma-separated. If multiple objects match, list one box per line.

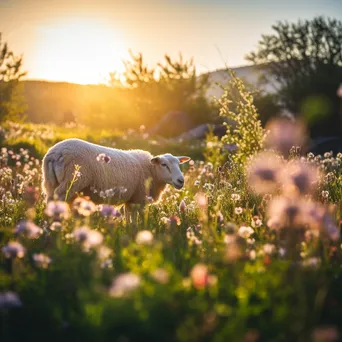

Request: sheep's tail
left=42, top=152, right=65, bottom=201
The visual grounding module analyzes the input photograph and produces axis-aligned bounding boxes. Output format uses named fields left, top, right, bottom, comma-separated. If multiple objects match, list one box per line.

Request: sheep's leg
left=53, top=183, right=68, bottom=202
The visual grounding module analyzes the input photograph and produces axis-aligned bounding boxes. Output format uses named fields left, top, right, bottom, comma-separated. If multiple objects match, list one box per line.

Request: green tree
left=246, top=16, right=342, bottom=137
left=0, top=33, right=27, bottom=122
left=111, top=51, right=214, bottom=131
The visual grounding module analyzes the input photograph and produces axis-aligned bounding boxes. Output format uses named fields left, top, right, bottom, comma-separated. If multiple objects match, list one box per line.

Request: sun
left=32, top=19, right=128, bottom=84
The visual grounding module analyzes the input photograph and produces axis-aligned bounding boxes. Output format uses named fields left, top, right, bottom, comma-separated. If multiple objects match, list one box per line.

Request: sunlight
left=33, top=19, right=128, bottom=84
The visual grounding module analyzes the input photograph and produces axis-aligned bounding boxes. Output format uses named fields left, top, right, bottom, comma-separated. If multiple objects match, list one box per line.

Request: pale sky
left=0, top=0, right=341, bottom=84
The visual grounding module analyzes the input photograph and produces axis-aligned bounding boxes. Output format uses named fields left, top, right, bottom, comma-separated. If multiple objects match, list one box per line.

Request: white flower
left=136, top=230, right=153, bottom=245
left=234, top=207, right=243, bottom=215
left=109, top=273, right=141, bottom=297
left=238, top=226, right=254, bottom=239
left=263, top=244, right=275, bottom=255
left=231, top=194, right=240, bottom=201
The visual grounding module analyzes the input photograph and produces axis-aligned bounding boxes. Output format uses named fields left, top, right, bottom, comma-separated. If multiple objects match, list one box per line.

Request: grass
left=1, top=76, right=342, bottom=341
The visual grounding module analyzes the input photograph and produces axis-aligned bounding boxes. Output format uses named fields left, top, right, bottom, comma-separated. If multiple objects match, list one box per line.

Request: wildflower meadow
left=1, top=74, right=342, bottom=342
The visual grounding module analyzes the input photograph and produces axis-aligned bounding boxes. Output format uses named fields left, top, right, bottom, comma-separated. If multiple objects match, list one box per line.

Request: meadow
left=1, top=75, right=342, bottom=342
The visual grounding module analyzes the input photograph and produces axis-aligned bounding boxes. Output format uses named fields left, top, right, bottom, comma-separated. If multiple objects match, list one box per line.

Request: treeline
left=1, top=16, right=342, bottom=139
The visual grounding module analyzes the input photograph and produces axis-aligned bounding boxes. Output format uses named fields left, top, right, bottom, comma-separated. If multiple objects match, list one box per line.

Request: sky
left=0, top=0, right=341, bottom=84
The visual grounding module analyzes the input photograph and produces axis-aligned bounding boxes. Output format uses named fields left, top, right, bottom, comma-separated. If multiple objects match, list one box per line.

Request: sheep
left=42, top=138, right=190, bottom=222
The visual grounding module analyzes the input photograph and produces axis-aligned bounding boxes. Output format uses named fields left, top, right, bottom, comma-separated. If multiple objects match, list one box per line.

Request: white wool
left=42, top=139, right=190, bottom=218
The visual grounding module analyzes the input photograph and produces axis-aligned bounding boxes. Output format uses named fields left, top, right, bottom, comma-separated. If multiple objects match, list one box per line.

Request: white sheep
left=42, top=138, right=190, bottom=221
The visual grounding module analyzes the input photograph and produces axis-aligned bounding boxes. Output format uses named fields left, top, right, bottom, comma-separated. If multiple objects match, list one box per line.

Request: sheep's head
left=151, top=154, right=191, bottom=189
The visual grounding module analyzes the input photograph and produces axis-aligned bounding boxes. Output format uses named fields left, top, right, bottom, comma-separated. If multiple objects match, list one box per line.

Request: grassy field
left=1, top=78, right=342, bottom=342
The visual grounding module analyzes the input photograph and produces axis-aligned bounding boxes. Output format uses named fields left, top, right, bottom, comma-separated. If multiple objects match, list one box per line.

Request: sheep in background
left=42, top=138, right=190, bottom=222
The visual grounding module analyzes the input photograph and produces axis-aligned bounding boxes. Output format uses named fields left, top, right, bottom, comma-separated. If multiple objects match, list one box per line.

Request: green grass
left=0, top=120, right=342, bottom=341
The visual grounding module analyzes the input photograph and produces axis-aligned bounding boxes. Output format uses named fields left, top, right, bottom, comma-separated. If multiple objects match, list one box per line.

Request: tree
left=246, top=17, right=342, bottom=137
left=110, top=51, right=214, bottom=131
left=0, top=33, right=27, bottom=122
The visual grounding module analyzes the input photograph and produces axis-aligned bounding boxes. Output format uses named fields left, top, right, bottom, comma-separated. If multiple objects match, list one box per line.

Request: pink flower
left=96, top=153, right=111, bottom=164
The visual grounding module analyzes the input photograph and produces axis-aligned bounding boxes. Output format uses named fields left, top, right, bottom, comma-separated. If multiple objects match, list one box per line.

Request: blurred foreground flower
left=265, top=118, right=307, bottom=156
left=15, top=220, right=43, bottom=239
left=238, top=226, right=254, bottom=239
left=282, top=160, right=320, bottom=196
left=109, top=273, right=141, bottom=298
left=190, top=264, right=217, bottom=289
left=2, top=241, right=25, bottom=258
left=0, top=292, right=22, bottom=309
left=72, top=197, right=96, bottom=216
left=74, top=226, right=103, bottom=250
left=136, top=230, right=154, bottom=245
left=45, top=201, right=70, bottom=220
left=33, top=253, right=51, bottom=268
left=151, top=268, right=170, bottom=284
left=247, top=152, right=284, bottom=194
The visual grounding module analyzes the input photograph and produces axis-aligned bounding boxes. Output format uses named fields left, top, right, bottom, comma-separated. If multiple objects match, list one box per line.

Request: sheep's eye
left=161, top=163, right=167, bottom=167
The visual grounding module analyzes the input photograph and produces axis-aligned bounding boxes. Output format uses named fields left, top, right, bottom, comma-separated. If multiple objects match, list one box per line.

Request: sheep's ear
left=177, top=156, right=191, bottom=164
left=151, top=156, right=161, bottom=165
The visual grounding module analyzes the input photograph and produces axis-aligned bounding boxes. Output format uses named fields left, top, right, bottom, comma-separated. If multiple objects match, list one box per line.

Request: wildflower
left=15, top=220, right=43, bottom=239
left=99, top=204, right=120, bottom=217
left=247, top=152, right=284, bottom=194
left=33, top=253, right=51, bottom=268
left=101, top=259, right=113, bottom=269
left=97, top=246, right=113, bottom=261
left=136, top=230, right=153, bottom=245
left=195, top=193, right=208, bottom=208
left=321, top=190, right=329, bottom=199
left=265, top=118, right=307, bottom=156
left=45, top=201, right=70, bottom=220
left=249, top=250, right=257, bottom=260
left=179, top=200, right=187, bottom=212
left=151, top=268, right=170, bottom=284
left=2, top=241, right=25, bottom=258
left=263, top=244, right=275, bottom=255
left=96, top=153, right=111, bottom=164
left=302, top=257, right=321, bottom=268
left=169, top=216, right=181, bottom=226
left=0, top=292, right=22, bottom=309
left=234, top=207, right=243, bottom=215
left=74, top=226, right=103, bottom=250
left=238, top=226, right=254, bottom=239
left=49, top=221, right=63, bottom=231
left=267, top=196, right=309, bottom=229
left=231, top=193, right=240, bottom=201
left=282, top=161, right=320, bottom=196
left=72, top=198, right=96, bottom=217
left=224, top=236, right=243, bottom=263
left=190, top=264, right=209, bottom=289
left=109, top=273, right=141, bottom=298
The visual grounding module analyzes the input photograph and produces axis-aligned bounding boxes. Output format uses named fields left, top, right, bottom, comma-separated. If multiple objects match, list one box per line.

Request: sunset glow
left=32, top=19, right=128, bottom=84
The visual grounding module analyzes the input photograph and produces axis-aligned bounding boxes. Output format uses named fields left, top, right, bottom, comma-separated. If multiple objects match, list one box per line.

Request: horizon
left=1, top=0, right=341, bottom=85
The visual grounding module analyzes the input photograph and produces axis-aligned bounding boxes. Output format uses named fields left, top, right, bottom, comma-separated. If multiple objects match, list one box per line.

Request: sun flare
left=32, top=19, right=127, bottom=84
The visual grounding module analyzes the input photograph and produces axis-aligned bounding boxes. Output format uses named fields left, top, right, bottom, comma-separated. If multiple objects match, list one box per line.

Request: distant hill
left=205, top=65, right=276, bottom=99
left=21, top=65, right=274, bottom=124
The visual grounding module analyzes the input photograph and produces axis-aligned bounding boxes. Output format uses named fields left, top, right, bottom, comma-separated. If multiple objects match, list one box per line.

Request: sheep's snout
left=173, top=177, right=184, bottom=189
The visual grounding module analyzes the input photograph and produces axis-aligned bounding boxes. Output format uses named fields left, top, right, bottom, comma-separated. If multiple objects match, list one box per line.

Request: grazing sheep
left=42, top=138, right=190, bottom=221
